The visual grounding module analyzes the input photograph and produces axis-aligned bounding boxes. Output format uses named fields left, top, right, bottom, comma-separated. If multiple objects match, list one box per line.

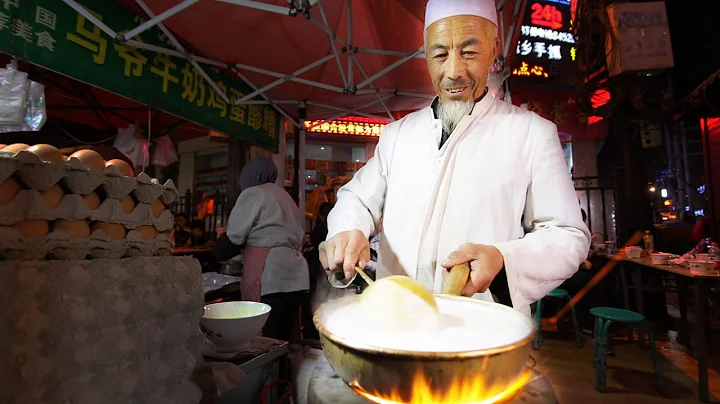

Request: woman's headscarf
left=239, top=157, right=278, bottom=192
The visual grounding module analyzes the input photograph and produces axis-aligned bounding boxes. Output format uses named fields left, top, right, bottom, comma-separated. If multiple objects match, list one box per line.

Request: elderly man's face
left=425, top=15, right=497, bottom=103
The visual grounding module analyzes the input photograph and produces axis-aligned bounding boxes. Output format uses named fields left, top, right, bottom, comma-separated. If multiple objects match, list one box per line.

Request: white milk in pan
left=325, top=297, right=531, bottom=353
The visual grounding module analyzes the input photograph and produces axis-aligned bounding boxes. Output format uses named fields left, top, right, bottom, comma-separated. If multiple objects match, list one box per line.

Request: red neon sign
left=304, top=116, right=388, bottom=137
left=530, top=2, right=563, bottom=30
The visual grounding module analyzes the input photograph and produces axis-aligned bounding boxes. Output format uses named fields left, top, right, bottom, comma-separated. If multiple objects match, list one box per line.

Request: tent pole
left=232, top=68, right=301, bottom=128
left=133, top=0, right=231, bottom=104
left=355, top=48, right=425, bottom=59
left=351, top=58, right=396, bottom=120
left=122, top=0, right=201, bottom=41
left=347, top=0, right=354, bottom=89
left=316, top=1, right=348, bottom=88
left=396, top=91, right=435, bottom=99
left=299, top=105, right=307, bottom=220
left=234, top=54, right=336, bottom=104
left=356, top=48, right=423, bottom=90
left=123, top=39, right=228, bottom=68
left=62, top=0, right=118, bottom=38
left=234, top=62, right=345, bottom=93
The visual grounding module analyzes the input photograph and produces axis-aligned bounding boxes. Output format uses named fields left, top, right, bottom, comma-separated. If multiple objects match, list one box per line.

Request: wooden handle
left=442, top=263, right=470, bottom=296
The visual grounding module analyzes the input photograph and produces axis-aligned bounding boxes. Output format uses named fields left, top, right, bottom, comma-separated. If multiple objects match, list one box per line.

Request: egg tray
left=0, top=190, right=174, bottom=231
left=0, top=227, right=171, bottom=261
left=0, top=150, right=179, bottom=203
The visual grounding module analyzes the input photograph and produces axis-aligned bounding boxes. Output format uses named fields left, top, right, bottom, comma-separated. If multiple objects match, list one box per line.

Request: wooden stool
left=590, top=307, right=663, bottom=393
left=532, top=288, right=583, bottom=350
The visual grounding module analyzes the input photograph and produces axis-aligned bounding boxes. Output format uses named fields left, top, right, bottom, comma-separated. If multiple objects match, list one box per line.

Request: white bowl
left=200, top=301, right=271, bottom=353
left=626, top=246, right=643, bottom=259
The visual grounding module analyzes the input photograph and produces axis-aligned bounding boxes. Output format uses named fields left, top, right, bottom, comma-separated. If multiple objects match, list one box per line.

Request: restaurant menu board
left=512, top=0, right=575, bottom=83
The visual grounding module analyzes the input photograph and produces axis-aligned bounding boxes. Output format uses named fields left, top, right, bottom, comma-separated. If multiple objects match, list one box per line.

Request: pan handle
left=441, top=263, right=470, bottom=296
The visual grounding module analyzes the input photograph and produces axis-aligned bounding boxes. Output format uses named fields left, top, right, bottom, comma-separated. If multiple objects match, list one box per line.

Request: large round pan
left=313, top=285, right=537, bottom=403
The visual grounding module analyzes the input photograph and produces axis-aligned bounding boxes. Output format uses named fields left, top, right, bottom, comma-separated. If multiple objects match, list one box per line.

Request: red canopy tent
left=58, top=0, right=522, bottom=128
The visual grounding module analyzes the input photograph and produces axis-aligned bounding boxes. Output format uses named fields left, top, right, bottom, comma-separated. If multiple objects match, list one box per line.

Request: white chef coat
left=326, top=93, right=590, bottom=316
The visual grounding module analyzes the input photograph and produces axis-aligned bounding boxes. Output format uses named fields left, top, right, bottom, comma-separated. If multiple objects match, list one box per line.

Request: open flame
left=349, top=370, right=532, bottom=404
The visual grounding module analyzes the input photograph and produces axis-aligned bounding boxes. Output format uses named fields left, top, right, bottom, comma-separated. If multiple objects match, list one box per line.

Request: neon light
left=304, top=116, right=388, bottom=136
left=512, top=62, right=549, bottom=78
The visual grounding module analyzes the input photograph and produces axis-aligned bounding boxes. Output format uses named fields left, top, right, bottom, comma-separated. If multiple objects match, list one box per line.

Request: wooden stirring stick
left=354, top=266, right=374, bottom=285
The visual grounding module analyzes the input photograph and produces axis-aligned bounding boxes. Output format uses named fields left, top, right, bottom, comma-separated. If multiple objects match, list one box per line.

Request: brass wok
left=313, top=265, right=537, bottom=402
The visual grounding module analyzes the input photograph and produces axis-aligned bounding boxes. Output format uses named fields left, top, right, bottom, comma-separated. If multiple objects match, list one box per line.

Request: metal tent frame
left=61, top=0, right=436, bottom=130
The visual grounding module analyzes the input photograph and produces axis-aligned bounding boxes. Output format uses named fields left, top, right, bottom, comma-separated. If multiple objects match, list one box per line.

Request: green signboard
left=0, top=0, right=279, bottom=151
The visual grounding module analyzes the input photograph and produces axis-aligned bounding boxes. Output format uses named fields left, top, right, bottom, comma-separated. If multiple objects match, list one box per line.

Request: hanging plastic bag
left=131, top=136, right=150, bottom=168
left=151, top=135, right=178, bottom=167
left=113, top=125, right=139, bottom=155
left=0, top=63, right=47, bottom=133
left=0, top=62, right=29, bottom=126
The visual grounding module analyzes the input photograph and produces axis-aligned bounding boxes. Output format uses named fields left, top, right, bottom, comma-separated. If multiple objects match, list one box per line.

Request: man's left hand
left=442, top=243, right=505, bottom=296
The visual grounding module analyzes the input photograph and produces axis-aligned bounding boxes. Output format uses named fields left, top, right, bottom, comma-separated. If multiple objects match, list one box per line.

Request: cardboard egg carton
left=0, top=190, right=174, bottom=231
left=0, top=150, right=179, bottom=204
left=0, top=227, right=171, bottom=261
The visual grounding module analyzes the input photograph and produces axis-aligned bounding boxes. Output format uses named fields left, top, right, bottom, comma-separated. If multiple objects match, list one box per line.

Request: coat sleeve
left=326, top=126, right=393, bottom=239
left=493, top=121, right=591, bottom=311
left=226, top=188, right=263, bottom=246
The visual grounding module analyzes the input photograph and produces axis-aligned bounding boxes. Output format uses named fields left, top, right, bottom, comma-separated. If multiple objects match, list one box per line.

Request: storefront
left=285, top=116, right=387, bottom=220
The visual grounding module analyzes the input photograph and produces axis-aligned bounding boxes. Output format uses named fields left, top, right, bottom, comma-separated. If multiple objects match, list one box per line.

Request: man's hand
left=583, top=260, right=592, bottom=270
left=319, top=230, right=370, bottom=281
left=442, top=243, right=504, bottom=296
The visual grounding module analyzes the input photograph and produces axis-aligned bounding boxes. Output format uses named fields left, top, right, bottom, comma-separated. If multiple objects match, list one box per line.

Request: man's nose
left=445, top=53, right=466, bottom=81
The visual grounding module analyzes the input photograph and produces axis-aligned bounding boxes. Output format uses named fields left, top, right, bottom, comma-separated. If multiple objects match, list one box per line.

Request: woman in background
left=213, top=158, right=309, bottom=342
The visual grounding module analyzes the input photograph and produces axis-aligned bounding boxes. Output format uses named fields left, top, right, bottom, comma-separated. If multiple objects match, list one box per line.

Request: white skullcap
left=424, top=0, right=498, bottom=31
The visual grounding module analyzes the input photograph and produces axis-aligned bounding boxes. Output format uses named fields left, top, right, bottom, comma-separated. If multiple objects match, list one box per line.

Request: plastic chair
left=590, top=307, right=663, bottom=393
left=532, top=288, right=583, bottom=350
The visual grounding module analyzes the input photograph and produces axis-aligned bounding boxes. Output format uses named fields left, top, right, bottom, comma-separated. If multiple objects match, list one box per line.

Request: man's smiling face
left=425, top=15, right=497, bottom=103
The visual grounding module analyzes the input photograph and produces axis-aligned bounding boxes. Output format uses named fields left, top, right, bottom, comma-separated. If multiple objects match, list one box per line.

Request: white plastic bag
left=151, top=135, right=178, bottom=167
left=0, top=63, right=30, bottom=126
left=113, top=125, right=150, bottom=167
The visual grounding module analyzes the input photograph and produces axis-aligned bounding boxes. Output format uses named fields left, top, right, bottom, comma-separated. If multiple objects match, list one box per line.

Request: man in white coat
left=318, top=0, right=590, bottom=316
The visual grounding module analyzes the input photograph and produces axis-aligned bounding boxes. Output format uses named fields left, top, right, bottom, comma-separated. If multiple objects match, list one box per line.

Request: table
left=613, top=254, right=719, bottom=402
left=307, top=356, right=558, bottom=404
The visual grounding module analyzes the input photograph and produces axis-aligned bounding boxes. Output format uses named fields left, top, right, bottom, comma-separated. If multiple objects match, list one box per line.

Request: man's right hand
left=319, top=230, right=370, bottom=282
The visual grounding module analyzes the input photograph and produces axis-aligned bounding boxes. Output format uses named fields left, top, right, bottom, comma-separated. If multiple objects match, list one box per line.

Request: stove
left=307, top=356, right=558, bottom=404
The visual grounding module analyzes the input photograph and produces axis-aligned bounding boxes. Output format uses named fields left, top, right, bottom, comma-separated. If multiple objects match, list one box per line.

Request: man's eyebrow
left=429, top=38, right=479, bottom=51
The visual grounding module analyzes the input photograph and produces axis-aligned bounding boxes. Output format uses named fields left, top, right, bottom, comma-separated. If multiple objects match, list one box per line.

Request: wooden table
left=613, top=254, right=719, bottom=402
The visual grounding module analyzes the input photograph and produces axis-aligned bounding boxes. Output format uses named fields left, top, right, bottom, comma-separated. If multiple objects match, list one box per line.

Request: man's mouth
left=444, top=87, right=468, bottom=96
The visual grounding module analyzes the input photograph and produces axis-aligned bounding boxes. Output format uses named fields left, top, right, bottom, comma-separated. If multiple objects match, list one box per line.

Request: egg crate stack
left=0, top=149, right=179, bottom=260
left=0, top=256, right=204, bottom=404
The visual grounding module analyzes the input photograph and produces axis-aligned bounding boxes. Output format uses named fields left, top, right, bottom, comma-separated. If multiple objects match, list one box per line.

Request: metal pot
left=313, top=267, right=536, bottom=403
left=218, top=260, right=243, bottom=276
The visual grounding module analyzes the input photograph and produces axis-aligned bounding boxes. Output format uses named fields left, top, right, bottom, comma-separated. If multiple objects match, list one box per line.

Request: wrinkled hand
left=583, top=260, right=592, bottom=270
left=442, top=243, right=504, bottom=296
left=319, top=230, right=370, bottom=281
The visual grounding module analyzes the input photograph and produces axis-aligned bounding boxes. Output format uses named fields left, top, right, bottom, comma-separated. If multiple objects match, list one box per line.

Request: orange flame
left=349, top=370, right=532, bottom=404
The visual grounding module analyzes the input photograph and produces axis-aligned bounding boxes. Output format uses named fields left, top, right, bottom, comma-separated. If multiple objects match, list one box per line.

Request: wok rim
left=313, top=294, right=537, bottom=359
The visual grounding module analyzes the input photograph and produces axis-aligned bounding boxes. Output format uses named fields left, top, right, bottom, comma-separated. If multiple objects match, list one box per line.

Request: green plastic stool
left=590, top=307, right=663, bottom=393
left=532, top=288, right=583, bottom=350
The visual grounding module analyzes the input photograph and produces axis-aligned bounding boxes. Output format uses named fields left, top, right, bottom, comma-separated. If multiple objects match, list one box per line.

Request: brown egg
left=135, top=225, right=158, bottom=240
left=0, top=144, right=6, bottom=149
left=52, top=220, right=91, bottom=237
left=90, top=222, right=127, bottom=239
left=150, top=199, right=165, bottom=218
left=0, top=178, right=21, bottom=205
left=13, top=219, right=50, bottom=237
left=70, top=149, right=105, bottom=171
left=26, top=144, right=65, bottom=163
left=83, top=192, right=101, bottom=210
left=105, top=159, right=134, bottom=177
left=41, top=184, right=64, bottom=209
left=121, top=195, right=135, bottom=214
left=3, top=143, right=29, bottom=153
